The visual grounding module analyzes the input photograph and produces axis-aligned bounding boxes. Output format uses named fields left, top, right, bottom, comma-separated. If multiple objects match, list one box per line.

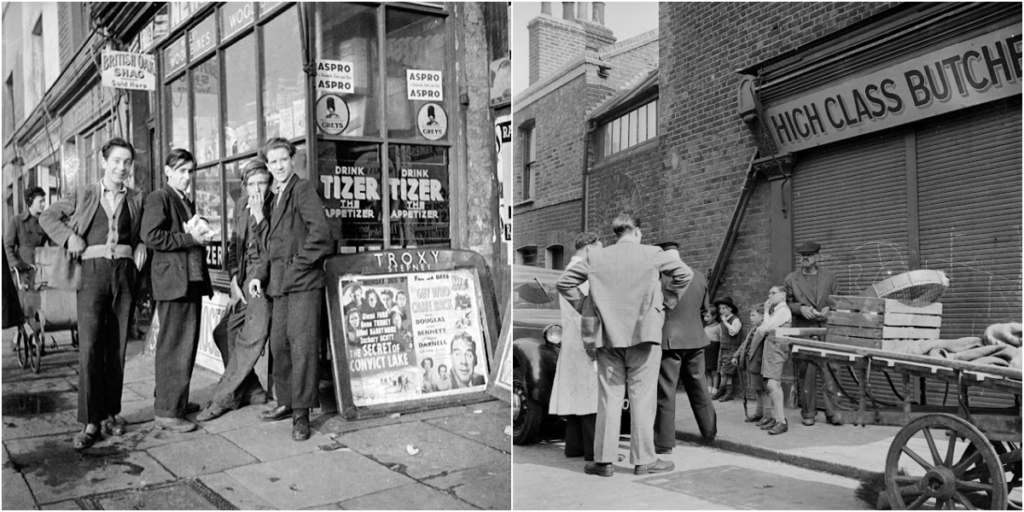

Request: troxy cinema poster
left=339, top=269, right=488, bottom=407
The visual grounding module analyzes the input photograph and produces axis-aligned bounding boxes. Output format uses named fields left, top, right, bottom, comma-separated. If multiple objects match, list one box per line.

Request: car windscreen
left=512, top=265, right=562, bottom=311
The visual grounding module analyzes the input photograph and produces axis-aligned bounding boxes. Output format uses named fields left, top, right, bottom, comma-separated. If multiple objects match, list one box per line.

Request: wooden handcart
left=776, top=329, right=1022, bottom=510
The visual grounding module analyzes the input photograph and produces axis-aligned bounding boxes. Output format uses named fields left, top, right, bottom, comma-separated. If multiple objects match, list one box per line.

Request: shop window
left=521, top=126, right=535, bottom=201
left=546, top=245, right=564, bottom=270
left=516, top=246, right=538, bottom=267
left=599, top=99, right=658, bottom=159
left=314, top=3, right=380, bottom=137
left=193, top=55, right=220, bottom=164
left=385, top=9, right=447, bottom=141
left=389, top=144, right=449, bottom=248
left=31, top=16, right=44, bottom=105
left=195, top=164, right=224, bottom=269
left=167, top=75, right=190, bottom=152
left=262, top=9, right=305, bottom=141
left=223, top=35, right=257, bottom=156
left=62, top=139, right=77, bottom=188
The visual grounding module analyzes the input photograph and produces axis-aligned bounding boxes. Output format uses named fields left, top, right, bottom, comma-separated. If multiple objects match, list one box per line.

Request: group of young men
left=27, top=136, right=329, bottom=450
left=554, top=211, right=842, bottom=477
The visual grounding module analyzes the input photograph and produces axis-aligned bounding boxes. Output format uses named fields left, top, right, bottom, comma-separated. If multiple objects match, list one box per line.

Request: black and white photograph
left=2, top=2, right=511, bottom=509
left=511, top=1, right=1021, bottom=510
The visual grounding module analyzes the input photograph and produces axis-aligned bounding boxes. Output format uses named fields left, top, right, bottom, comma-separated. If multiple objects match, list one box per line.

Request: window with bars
left=598, top=99, right=657, bottom=159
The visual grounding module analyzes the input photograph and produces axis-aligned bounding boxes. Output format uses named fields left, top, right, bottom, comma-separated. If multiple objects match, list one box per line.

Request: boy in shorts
left=733, top=307, right=767, bottom=424
left=758, top=286, right=793, bottom=434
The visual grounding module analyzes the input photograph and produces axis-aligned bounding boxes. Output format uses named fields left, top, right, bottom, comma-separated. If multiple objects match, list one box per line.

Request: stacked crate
left=826, top=295, right=942, bottom=349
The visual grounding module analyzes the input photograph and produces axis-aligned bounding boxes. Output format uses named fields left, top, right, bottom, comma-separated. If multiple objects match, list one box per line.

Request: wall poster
left=325, top=250, right=499, bottom=419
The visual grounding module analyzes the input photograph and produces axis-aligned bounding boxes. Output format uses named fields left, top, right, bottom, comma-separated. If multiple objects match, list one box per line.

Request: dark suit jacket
left=225, top=192, right=274, bottom=288
left=661, top=271, right=711, bottom=350
left=266, top=175, right=330, bottom=297
left=39, top=183, right=145, bottom=251
left=785, top=267, right=840, bottom=327
left=141, top=185, right=213, bottom=301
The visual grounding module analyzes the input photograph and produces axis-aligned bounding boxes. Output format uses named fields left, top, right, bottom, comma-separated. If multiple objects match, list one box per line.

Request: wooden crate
left=826, top=295, right=942, bottom=349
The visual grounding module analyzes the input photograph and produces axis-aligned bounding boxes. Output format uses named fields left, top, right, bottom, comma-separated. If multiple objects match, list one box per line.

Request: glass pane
left=318, top=141, right=382, bottom=246
left=259, top=1, right=283, bottom=15
left=224, top=36, right=257, bottom=156
left=602, top=124, right=610, bottom=157
left=194, top=165, right=224, bottom=269
left=611, top=119, right=620, bottom=153
left=637, top=104, right=647, bottom=143
left=619, top=115, right=628, bottom=152
left=648, top=101, right=657, bottom=137
left=389, top=144, right=449, bottom=247
left=193, top=55, right=220, bottom=164
left=526, top=128, right=535, bottom=162
left=315, top=3, right=379, bottom=137
left=164, top=36, right=187, bottom=77
left=167, top=75, right=190, bottom=152
left=262, top=7, right=305, bottom=141
left=386, top=10, right=447, bottom=140
left=628, top=110, right=637, bottom=148
left=220, top=3, right=254, bottom=40
left=224, top=161, right=242, bottom=243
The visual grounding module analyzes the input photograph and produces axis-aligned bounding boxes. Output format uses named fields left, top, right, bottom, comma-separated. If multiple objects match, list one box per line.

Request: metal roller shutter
left=917, top=97, right=1022, bottom=409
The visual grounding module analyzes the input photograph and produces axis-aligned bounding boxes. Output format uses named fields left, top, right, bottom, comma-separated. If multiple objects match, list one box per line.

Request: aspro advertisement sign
left=765, top=27, right=1021, bottom=153
left=407, top=70, right=443, bottom=100
left=101, top=50, right=156, bottom=91
left=316, top=59, right=356, bottom=95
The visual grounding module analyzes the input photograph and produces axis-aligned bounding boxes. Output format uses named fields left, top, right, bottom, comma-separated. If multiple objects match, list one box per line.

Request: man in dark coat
left=141, top=148, right=213, bottom=433
left=39, top=137, right=147, bottom=449
left=197, top=158, right=275, bottom=421
left=259, top=137, right=330, bottom=442
left=784, top=241, right=842, bottom=427
left=654, top=241, right=717, bottom=451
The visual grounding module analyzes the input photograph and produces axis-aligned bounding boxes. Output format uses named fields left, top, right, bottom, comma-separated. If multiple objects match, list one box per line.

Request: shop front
left=742, top=3, right=1021, bottom=406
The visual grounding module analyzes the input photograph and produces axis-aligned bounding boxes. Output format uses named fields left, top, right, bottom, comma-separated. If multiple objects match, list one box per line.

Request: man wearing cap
left=785, top=241, right=842, bottom=426
left=197, top=159, right=275, bottom=422
left=558, top=212, right=693, bottom=477
left=654, top=241, right=717, bottom=451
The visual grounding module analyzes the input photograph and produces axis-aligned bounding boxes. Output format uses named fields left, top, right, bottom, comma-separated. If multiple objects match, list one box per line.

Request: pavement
left=2, top=329, right=511, bottom=510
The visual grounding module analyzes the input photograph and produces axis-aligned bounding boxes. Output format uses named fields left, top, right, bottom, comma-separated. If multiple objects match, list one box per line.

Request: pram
left=11, top=247, right=79, bottom=373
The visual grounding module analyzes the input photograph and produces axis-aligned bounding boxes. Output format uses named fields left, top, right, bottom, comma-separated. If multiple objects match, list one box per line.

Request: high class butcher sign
left=765, top=26, right=1021, bottom=153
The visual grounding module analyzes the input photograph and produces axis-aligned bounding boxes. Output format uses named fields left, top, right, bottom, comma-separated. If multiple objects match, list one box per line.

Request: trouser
left=594, top=343, right=661, bottom=466
left=154, top=284, right=203, bottom=418
left=77, top=258, right=136, bottom=425
left=269, top=289, right=321, bottom=410
left=210, top=289, right=270, bottom=409
left=564, top=414, right=597, bottom=461
left=797, top=359, right=839, bottom=420
left=655, top=347, right=717, bottom=448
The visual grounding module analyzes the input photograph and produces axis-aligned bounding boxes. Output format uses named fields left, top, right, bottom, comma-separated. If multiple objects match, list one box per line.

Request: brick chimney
left=528, top=2, right=617, bottom=86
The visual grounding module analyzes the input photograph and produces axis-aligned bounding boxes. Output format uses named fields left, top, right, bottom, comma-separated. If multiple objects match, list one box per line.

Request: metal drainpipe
left=581, top=122, right=595, bottom=233
left=707, top=150, right=760, bottom=302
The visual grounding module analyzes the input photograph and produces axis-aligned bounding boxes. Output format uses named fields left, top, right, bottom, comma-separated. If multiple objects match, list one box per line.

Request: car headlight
left=544, top=325, right=562, bottom=346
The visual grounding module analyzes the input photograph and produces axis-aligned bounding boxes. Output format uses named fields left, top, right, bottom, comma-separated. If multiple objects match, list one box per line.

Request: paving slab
left=318, top=405, right=470, bottom=435
left=146, top=434, right=258, bottom=478
left=118, top=399, right=156, bottom=425
left=193, top=403, right=268, bottom=435
left=5, top=434, right=175, bottom=505
left=446, top=467, right=510, bottom=510
left=423, top=456, right=510, bottom=491
left=2, top=376, right=76, bottom=395
left=219, top=418, right=332, bottom=462
left=225, top=450, right=413, bottom=509
left=39, top=499, right=80, bottom=510
left=197, top=472, right=277, bottom=510
left=124, top=380, right=156, bottom=403
left=335, top=482, right=476, bottom=510
left=102, top=423, right=213, bottom=452
left=120, top=385, right=147, bottom=403
left=2, top=390, right=78, bottom=418
left=338, top=422, right=509, bottom=480
left=2, top=410, right=82, bottom=441
left=460, top=399, right=509, bottom=414
left=426, top=408, right=511, bottom=452
left=2, top=466, right=37, bottom=510
left=122, top=357, right=155, bottom=384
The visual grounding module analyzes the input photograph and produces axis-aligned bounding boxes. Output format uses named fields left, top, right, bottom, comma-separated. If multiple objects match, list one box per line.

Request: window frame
left=597, top=98, right=658, bottom=160
left=521, top=125, right=535, bottom=201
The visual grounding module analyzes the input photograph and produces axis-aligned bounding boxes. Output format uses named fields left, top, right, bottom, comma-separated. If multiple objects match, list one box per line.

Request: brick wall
left=528, top=15, right=587, bottom=86
left=586, top=138, right=662, bottom=245
left=655, top=2, right=898, bottom=312
left=513, top=199, right=582, bottom=269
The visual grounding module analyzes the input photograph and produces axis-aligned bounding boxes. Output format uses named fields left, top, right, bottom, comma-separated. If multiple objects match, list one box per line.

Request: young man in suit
left=557, top=212, right=693, bottom=477
left=197, top=158, right=275, bottom=421
left=39, top=137, right=148, bottom=450
left=260, top=138, right=330, bottom=441
left=784, top=241, right=842, bottom=427
left=142, top=148, right=213, bottom=433
left=654, top=241, right=717, bottom=451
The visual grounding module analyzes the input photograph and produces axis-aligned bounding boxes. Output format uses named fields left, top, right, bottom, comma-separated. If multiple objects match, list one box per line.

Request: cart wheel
left=37, top=313, right=46, bottom=357
left=28, top=332, right=42, bottom=374
left=885, top=413, right=1007, bottom=510
left=14, top=326, right=28, bottom=369
left=992, top=442, right=1022, bottom=510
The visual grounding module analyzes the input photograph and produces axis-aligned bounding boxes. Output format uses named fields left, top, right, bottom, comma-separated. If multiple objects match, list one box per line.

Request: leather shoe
left=710, top=387, right=724, bottom=400
left=261, top=405, right=293, bottom=422
left=827, top=415, right=843, bottom=426
left=196, top=403, right=231, bottom=422
left=242, top=392, right=269, bottom=406
left=768, top=421, right=789, bottom=435
left=759, top=419, right=777, bottom=431
left=655, top=447, right=673, bottom=455
left=756, top=416, right=774, bottom=427
left=155, top=416, right=197, bottom=433
left=292, top=415, right=310, bottom=442
left=185, top=402, right=202, bottom=415
left=635, top=459, right=675, bottom=475
left=802, top=418, right=815, bottom=426
left=584, top=462, right=613, bottom=477
left=744, top=414, right=764, bottom=423
left=102, top=417, right=126, bottom=436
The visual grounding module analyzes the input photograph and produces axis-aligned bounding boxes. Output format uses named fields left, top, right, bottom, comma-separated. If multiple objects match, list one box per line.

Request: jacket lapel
left=269, top=175, right=296, bottom=235
left=74, top=185, right=101, bottom=236
left=165, top=185, right=191, bottom=226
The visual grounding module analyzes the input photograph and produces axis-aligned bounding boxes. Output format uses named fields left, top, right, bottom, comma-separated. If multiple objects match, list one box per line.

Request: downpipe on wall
left=707, top=150, right=761, bottom=301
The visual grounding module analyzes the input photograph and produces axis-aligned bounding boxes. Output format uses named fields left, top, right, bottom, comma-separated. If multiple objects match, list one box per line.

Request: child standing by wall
left=713, top=297, right=743, bottom=402
left=733, top=307, right=767, bottom=422
left=759, top=285, right=793, bottom=434
left=703, top=308, right=721, bottom=396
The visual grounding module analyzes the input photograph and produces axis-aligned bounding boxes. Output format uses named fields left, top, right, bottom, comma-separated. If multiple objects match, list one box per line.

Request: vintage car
left=511, top=264, right=564, bottom=445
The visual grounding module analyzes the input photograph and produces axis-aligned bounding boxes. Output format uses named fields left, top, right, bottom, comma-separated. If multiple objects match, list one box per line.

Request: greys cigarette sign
left=101, top=50, right=156, bottom=91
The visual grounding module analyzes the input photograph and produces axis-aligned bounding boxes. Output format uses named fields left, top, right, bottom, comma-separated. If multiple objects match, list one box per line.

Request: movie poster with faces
left=339, top=268, right=489, bottom=407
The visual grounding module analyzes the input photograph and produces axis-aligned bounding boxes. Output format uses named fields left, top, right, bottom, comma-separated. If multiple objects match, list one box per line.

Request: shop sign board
left=389, top=145, right=450, bottom=246
left=316, top=59, right=355, bottom=95
left=766, top=27, right=1022, bottom=153
left=316, top=94, right=350, bottom=135
left=416, top=103, right=447, bottom=140
left=318, top=142, right=384, bottom=243
left=407, top=70, right=443, bottom=100
left=221, top=2, right=254, bottom=40
left=189, top=16, right=217, bottom=61
left=164, top=37, right=188, bottom=77
left=195, top=292, right=229, bottom=374
left=495, top=115, right=512, bottom=263
left=101, top=50, right=156, bottom=91
left=325, top=250, right=499, bottom=419
left=490, top=57, right=511, bottom=106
